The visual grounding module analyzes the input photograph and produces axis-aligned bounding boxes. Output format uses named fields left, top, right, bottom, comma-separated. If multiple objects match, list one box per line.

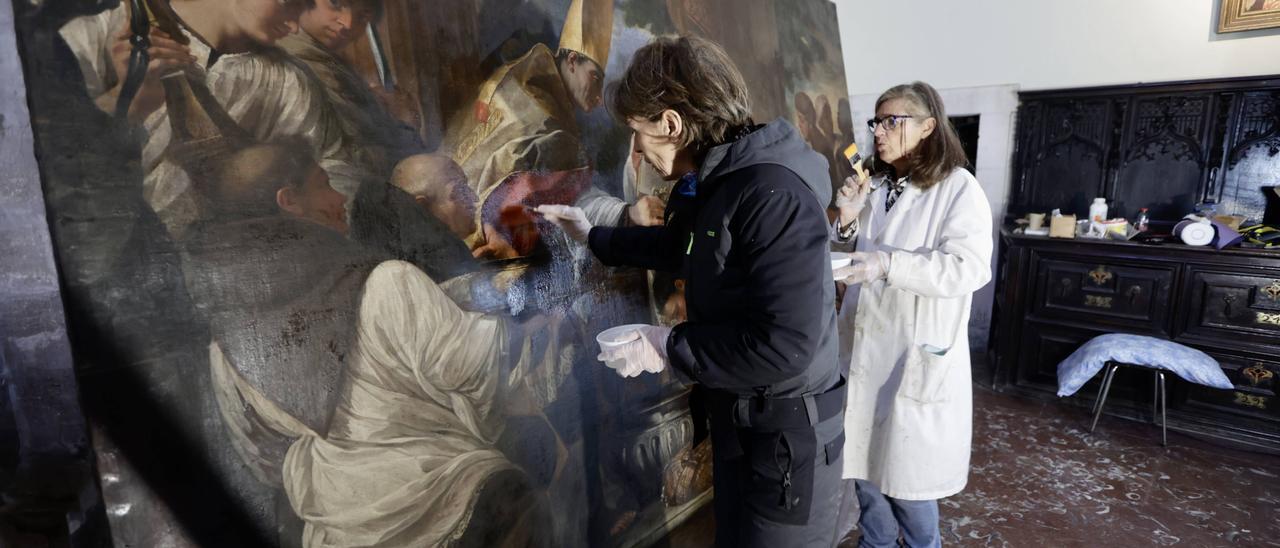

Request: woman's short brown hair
left=875, top=81, right=968, bottom=189
left=608, top=36, right=752, bottom=150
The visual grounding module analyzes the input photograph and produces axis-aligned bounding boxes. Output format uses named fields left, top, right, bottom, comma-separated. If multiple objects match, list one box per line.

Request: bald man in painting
left=344, top=153, right=481, bottom=283
left=390, top=153, right=480, bottom=242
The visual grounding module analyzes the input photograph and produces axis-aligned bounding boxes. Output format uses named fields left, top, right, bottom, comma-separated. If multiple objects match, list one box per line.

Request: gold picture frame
left=1219, top=0, right=1280, bottom=33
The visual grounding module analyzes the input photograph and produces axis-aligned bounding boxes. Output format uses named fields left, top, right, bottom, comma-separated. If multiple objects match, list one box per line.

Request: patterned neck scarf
left=885, top=176, right=909, bottom=212
left=675, top=171, right=698, bottom=197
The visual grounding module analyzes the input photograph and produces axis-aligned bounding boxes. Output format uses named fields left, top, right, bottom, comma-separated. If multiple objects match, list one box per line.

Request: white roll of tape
left=1174, top=220, right=1214, bottom=246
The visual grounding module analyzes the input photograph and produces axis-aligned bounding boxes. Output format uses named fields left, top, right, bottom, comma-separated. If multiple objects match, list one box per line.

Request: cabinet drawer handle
left=1127, top=285, right=1143, bottom=306
left=1088, top=266, right=1113, bottom=286
left=1223, top=294, right=1236, bottom=317
left=1059, top=278, right=1072, bottom=298
left=1264, top=280, right=1280, bottom=301
left=1244, top=363, right=1274, bottom=386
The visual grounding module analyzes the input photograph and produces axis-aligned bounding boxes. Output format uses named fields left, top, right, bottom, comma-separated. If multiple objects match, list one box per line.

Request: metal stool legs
left=1091, top=363, right=1168, bottom=446
left=1155, top=371, right=1167, bottom=446
left=1090, top=363, right=1120, bottom=432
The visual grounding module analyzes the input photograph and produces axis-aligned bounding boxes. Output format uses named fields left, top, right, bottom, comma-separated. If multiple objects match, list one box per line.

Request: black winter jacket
left=589, top=119, right=840, bottom=399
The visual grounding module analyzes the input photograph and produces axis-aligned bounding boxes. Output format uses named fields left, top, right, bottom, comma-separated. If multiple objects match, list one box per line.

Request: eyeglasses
left=866, top=115, right=914, bottom=132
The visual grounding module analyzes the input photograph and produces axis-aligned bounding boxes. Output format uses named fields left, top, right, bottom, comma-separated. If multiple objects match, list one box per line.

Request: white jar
left=1089, top=197, right=1109, bottom=232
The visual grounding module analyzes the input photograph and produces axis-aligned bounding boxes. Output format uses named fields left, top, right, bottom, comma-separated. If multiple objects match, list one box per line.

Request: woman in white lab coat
left=832, top=82, right=992, bottom=548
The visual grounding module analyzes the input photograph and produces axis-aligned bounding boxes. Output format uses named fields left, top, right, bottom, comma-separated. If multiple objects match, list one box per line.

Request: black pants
left=710, top=413, right=844, bottom=547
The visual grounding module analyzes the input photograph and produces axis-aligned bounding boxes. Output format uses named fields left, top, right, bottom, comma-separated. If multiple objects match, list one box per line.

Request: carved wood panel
left=1017, top=99, right=1113, bottom=217
left=1012, top=76, right=1280, bottom=225
left=1011, top=101, right=1043, bottom=208
left=1221, top=91, right=1280, bottom=221
left=1229, top=91, right=1280, bottom=166
left=1204, top=92, right=1236, bottom=204
left=1112, top=94, right=1212, bottom=220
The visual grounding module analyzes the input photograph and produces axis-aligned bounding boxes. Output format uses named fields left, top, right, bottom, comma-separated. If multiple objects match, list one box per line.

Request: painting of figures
left=9, top=0, right=848, bottom=545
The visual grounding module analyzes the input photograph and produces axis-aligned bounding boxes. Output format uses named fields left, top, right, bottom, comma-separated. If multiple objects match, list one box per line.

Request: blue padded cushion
left=1057, top=333, right=1232, bottom=397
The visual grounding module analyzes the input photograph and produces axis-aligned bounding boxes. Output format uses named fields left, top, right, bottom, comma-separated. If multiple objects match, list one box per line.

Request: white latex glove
left=834, top=168, right=872, bottom=229
left=534, top=204, right=593, bottom=242
left=597, top=325, right=671, bottom=378
left=834, top=251, right=890, bottom=285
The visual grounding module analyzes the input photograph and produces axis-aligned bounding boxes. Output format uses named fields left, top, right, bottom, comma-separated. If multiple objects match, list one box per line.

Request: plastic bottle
left=1089, top=197, right=1109, bottom=234
left=1134, top=208, right=1150, bottom=232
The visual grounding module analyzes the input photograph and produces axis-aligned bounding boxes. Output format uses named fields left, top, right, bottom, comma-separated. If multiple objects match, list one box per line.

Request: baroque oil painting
left=10, top=0, right=848, bottom=545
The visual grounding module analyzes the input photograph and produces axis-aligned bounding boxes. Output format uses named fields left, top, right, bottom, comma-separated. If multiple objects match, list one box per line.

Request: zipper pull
left=779, top=471, right=794, bottom=509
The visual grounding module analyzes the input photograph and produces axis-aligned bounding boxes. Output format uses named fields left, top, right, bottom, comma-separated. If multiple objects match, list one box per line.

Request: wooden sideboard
left=991, top=232, right=1280, bottom=452
left=993, top=75, right=1280, bottom=452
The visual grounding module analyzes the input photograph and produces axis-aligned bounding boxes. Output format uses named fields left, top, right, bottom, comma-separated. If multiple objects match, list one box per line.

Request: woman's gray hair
left=607, top=35, right=752, bottom=150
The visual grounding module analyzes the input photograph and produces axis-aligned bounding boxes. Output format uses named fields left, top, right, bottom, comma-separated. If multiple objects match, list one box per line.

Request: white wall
left=835, top=0, right=1280, bottom=97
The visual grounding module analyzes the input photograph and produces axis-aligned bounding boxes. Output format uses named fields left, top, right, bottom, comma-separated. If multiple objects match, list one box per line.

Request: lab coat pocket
left=897, top=295, right=964, bottom=404
left=897, top=345, right=951, bottom=404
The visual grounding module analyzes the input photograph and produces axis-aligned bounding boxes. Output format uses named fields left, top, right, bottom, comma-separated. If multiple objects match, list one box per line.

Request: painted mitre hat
left=558, top=0, right=613, bottom=68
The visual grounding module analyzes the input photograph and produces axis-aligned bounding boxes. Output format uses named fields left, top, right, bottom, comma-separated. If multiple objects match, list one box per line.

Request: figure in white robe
left=207, top=259, right=553, bottom=547
left=178, top=140, right=555, bottom=545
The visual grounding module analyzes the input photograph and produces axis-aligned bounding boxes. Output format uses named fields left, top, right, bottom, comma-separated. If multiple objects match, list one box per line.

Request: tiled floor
left=659, top=386, right=1280, bottom=547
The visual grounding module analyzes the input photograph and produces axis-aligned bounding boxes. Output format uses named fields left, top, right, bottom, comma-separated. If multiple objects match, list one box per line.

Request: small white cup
left=596, top=324, right=645, bottom=370
left=1028, top=213, right=1046, bottom=230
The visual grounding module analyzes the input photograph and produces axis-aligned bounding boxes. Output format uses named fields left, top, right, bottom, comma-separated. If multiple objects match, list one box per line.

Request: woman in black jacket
left=538, top=35, right=845, bottom=547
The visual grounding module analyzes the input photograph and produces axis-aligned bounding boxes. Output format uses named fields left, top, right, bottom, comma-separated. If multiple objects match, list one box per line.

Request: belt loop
left=803, top=394, right=819, bottom=426
left=733, top=396, right=753, bottom=428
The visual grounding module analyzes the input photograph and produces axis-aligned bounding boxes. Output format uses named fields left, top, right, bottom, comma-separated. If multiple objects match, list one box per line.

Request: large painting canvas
left=10, top=0, right=848, bottom=545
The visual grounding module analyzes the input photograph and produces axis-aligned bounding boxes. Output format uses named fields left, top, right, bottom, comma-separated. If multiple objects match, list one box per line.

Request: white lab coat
left=839, top=167, right=993, bottom=500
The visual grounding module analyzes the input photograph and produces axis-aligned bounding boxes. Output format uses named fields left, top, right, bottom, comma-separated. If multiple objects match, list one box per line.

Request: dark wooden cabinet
left=993, top=233, right=1280, bottom=452
left=995, top=76, right=1280, bottom=452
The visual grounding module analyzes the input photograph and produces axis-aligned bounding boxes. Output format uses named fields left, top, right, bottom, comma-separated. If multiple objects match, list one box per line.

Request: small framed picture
left=1219, top=0, right=1280, bottom=33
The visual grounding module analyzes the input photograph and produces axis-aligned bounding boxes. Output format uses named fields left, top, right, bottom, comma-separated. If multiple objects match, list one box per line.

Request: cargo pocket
left=741, top=427, right=817, bottom=525
left=896, top=345, right=951, bottom=404
left=823, top=430, right=845, bottom=465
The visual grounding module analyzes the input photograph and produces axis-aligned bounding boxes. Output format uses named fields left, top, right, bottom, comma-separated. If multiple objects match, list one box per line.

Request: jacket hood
left=699, top=118, right=832, bottom=208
